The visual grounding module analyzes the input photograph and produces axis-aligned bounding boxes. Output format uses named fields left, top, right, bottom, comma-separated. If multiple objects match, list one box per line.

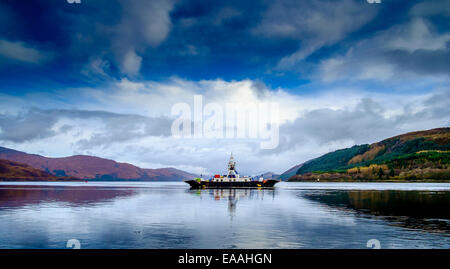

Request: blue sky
left=0, top=0, right=449, bottom=175
left=1, top=0, right=444, bottom=91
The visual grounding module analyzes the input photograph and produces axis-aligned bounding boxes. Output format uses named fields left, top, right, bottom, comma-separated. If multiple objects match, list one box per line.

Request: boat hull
left=184, top=179, right=279, bottom=189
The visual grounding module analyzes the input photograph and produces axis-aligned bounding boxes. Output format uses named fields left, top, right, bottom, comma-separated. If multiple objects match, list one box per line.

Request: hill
left=278, top=164, right=303, bottom=181
left=260, top=172, right=280, bottom=179
left=0, top=147, right=197, bottom=181
left=288, top=128, right=450, bottom=181
left=0, top=159, right=78, bottom=181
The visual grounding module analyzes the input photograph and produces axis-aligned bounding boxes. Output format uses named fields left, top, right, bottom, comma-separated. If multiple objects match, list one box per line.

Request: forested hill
left=289, top=128, right=450, bottom=181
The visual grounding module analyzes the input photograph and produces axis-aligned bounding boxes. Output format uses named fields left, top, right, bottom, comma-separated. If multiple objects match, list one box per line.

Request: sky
left=0, top=0, right=449, bottom=175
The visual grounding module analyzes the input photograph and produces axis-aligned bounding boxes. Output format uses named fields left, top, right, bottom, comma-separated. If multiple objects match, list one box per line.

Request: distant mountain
left=278, top=164, right=303, bottom=181
left=0, top=159, right=78, bottom=181
left=288, top=127, right=450, bottom=181
left=0, top=147, right=197, bottom=181
left=260, top=172, right=280, bottom=179
left=144, top=167, right=198, bottom=182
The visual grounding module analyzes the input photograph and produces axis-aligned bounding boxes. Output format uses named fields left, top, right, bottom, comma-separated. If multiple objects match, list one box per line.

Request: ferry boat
left=184, top=153, right=279, bottom=189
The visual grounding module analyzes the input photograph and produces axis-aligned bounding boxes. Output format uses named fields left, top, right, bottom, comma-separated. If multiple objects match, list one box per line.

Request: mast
left=227, top=153, right=237, bottom=178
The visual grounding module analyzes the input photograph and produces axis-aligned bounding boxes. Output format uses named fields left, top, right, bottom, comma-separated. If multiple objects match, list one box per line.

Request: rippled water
left=0, top=182, right=449, bottom=249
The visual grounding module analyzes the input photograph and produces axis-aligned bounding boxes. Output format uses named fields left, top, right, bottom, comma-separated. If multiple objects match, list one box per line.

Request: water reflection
left=0, top=182, right=449, bottom=248
left=303, top=190, right=450, bottom=234
left=188, top=188, right=276, bottom=219
left=0, top=185, right=136, bottom=209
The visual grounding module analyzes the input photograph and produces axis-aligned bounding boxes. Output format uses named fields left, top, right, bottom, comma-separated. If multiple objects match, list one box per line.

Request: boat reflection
left=302, top=190, right=450, bottom=234
left=189, top=188, right=276, bottom=219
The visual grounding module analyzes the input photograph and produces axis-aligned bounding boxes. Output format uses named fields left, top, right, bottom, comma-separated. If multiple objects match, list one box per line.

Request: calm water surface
left=0, top=182, right=449, bottom=249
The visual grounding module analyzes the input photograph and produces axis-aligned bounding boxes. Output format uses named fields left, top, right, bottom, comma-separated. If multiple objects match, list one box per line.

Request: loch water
left=0, top=182, right=449, bottom=249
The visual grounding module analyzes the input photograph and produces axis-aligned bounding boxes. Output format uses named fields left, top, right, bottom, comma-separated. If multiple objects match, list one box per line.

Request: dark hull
left=184, top=179, right=279, bottom=189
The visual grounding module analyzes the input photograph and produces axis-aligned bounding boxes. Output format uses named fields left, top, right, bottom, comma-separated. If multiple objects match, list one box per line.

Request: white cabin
left=212, top=153, right=254, bottom=182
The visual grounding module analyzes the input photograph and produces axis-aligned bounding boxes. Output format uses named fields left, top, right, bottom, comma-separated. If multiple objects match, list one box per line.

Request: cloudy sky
left=0, top=0, right=449, bottom=175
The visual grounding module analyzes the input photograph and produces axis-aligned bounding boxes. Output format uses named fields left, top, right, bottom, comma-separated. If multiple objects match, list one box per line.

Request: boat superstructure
left=184, top=153, right=279, bottom=189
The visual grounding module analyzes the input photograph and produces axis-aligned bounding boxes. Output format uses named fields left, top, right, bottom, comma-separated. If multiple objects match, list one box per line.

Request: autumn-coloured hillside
left=0, top=147, right=197, bottom=181
left=288, top=128, right=450, bottom=181
left=0, top=159, right=78, bottom=181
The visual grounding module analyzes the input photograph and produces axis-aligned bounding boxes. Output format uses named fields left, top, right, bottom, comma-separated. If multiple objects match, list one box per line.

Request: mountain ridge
left=0, top=146, right=197, bottom=181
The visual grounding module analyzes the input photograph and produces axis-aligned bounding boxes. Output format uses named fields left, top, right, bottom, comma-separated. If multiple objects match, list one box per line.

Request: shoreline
left=1, top=179, right=449, bottom=183
left=287, top=179, right=450, bottom=183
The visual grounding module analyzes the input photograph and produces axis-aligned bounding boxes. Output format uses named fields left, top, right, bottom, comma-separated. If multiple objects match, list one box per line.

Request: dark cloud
left=0, top=109, right=58, bottom=143
left=75, top=114, right=173, bottom=150
left=272, top=98, right=396, bottom=154
left=0, top=109, right=173, bottom=144
left=404, top=88, right=450, bottom=122
left=410, top=0, right=450, bottom=17
left=0, top=0, right=448, bottom=86
left=385, top=46, right=450, bottom=76
left=254, top=0, right=377, bottom=68
left=318, top=17, right=450, bottom=82
left=268, top=90, right=450, bottom=154
left=0, top=39, right=52, bottom=64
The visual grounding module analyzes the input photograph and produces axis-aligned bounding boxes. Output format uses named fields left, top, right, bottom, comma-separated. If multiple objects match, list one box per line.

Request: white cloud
left=120, top=49, right=142, bottom=76
left=119, top=0, right=174, bottom=47
left=385, top=18, right=450, bottom=52
left=112, top=0, right=174, bottom=76
left=81, top=57, right=112, bottom=80
left=0, top=39, right=49, bottom=64
left=84, top=77, right=304, bottom=123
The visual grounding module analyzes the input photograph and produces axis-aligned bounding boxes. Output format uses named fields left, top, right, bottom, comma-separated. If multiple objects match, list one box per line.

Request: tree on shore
left=378, top=168, right=384, bottom=179
left=389, top=168, right=395, bottom=177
